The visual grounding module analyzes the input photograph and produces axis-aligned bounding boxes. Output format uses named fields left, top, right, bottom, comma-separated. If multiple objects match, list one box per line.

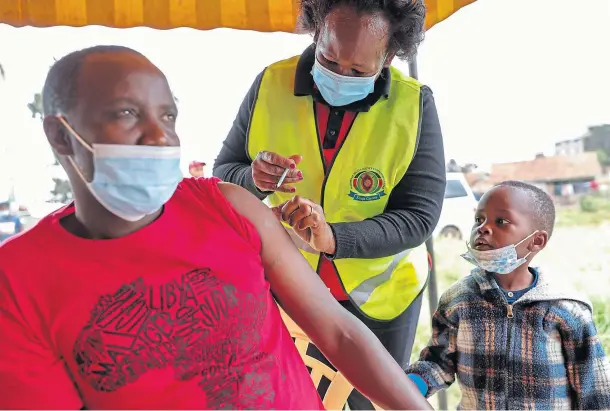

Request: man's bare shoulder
left=217, top=182, right=277, bottom=227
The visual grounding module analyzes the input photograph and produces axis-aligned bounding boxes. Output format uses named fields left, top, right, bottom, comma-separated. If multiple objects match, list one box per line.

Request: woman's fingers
left=252, top=151, right=303, bottom=192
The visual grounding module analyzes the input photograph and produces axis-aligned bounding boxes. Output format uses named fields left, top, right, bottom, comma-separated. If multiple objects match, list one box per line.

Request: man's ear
left=529, top=231, right=549, bottom=253
left=43, top=115, right=73, bottom=156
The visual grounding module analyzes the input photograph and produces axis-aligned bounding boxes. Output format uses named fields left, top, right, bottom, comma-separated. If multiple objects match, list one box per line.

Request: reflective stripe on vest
left=248, top=55, right=428, bottom=321
left=350, top=249, right=411, bottom=307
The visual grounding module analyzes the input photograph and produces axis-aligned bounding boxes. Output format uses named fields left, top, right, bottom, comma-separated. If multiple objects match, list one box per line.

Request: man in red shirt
left=0, top=46, right=430, bottom=410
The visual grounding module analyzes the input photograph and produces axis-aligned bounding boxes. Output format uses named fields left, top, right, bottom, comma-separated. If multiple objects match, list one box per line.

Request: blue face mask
left=461, top=231, right=538, bottom=275
left=311, top=56, right=383, bottom=107
left=58, top=117, right=183, bottom=222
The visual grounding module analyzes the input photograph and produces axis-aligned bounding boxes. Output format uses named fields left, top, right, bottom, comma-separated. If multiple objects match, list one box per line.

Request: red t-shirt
left=0, top=178, right=323, bottom=410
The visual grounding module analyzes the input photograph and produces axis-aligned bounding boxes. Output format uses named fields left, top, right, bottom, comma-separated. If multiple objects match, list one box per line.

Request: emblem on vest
left=349, top=168, right=387, bottom=201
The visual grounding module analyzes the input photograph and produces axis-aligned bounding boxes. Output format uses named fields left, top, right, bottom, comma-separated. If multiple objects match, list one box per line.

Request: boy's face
left=470, top=186, right=548, bottom=255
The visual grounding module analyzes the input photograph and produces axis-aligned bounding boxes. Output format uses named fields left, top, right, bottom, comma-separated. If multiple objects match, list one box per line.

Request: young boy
left=406, top=180, right=610, bottom=409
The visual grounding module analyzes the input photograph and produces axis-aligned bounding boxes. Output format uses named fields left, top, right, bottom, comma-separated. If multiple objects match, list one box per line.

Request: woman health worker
left=214, top=0, right=446, bottom=407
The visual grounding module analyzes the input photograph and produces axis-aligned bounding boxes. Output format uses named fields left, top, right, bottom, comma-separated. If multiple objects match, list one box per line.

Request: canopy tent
left=0, top=0, right=475, bottom=32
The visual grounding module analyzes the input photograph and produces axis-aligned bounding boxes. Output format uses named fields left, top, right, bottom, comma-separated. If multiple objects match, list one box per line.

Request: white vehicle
left=433, top=172, right=478, bottom=240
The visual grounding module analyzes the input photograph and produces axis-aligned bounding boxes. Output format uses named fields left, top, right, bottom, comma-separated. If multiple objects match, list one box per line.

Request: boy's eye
left=474, top=216, right=483, bottom=223
left=496, top=218, right=510, bottom=225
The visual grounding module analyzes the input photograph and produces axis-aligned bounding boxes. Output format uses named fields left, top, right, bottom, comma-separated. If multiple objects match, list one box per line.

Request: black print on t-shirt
left=72, top=268, right=276, bottom=409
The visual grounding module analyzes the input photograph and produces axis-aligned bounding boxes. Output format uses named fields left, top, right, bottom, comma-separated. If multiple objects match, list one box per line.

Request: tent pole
left=408, top=58, right=418, bottom=81
left=408, top=55, right=448, bottom=411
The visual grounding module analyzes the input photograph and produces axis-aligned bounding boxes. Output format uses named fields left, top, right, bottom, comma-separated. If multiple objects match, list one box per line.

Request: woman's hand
left=272, top=196, right=336, bottom=255
left=251, top=151, right=303, bottom=193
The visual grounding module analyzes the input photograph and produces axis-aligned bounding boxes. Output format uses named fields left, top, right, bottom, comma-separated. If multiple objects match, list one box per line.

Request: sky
left=0, top=0, right=609, bottom=204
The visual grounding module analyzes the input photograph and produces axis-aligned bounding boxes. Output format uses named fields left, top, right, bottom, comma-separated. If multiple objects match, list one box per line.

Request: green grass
left=592, top=296, right=610, bottom=352
left=412, top=231, right=610, bottom=410
left=557, top=196, right=610, bottom=227
left=557, top=207, right=610, bottom=227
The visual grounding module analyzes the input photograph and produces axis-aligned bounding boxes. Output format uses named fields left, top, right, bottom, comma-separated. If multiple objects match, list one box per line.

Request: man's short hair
left=42, top=45, right=143, bottom=116
left=494, top=180, right=556, bottom=237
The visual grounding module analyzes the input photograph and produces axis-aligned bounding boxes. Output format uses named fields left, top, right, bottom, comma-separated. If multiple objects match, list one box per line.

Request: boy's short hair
left=494, top=180, right=556, bottom=237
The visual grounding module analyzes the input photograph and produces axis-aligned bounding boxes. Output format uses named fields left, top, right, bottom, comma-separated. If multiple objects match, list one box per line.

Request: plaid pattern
left=407, top=268, right=610, bottom=410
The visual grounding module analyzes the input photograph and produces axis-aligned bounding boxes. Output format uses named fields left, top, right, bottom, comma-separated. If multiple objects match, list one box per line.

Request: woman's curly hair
left=298, top=0, right=426, bottom=61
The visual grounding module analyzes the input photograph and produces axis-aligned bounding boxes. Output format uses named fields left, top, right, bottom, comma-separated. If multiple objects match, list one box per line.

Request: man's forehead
left=74, top=52, right=169, bottom=107
left=79, top=52, right=159, bottom=82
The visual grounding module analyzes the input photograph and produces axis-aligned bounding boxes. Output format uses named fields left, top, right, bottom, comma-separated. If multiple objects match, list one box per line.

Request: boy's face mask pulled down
left=58, top=117, right=183, bottom=222
left=461, top=231, right=538, bottom=274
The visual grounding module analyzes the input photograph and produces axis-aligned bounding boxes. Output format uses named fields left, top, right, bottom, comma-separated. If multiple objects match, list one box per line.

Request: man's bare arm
left=219, top=182, right=432, bottom=410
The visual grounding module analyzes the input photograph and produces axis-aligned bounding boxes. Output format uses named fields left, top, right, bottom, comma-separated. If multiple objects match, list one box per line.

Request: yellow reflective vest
left=248, top=56, right=428, bottom=321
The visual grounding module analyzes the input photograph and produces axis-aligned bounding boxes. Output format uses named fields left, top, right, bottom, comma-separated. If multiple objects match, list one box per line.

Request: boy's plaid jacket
left=407, top=268, right=610, bottom=410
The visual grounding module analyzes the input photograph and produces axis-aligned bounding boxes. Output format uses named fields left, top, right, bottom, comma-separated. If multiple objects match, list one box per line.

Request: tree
left=27, top=93, right=43, bottom=120
left=446, top=159, right=461, bottom=172
left=27, top=92, right=57, bottom=167
left=50, top=178, right=73, bottom=203
left=598, top=150, right=610, bottom=167
left=27, top=92, right=72, bottom=200
left=584, top=125, right=610, bottom=167
left=446, top=159, right=479, bottom=173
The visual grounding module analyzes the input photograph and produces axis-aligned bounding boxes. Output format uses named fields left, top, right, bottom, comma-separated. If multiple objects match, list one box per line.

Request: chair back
left=280, top=310, right=354, bottom=410
left=280, top=310, right=386, bottom=410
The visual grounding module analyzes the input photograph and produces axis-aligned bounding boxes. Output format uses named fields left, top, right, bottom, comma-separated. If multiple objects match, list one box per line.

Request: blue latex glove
left=407, top=373, right=428, bottom=396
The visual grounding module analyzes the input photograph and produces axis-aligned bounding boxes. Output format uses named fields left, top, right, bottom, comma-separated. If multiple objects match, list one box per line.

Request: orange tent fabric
left=0, top=0, right=475, bottom=32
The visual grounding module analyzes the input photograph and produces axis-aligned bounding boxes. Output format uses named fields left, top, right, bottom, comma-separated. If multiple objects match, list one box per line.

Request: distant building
left=555, top=124, right=610, bottom=157
left=464, top=171, right=492, bottom=198
left=555, top=138, right=584, bottom=156
left=583, top=125, right=610, bottom=155
left=489, top=152, right=602, bottom=198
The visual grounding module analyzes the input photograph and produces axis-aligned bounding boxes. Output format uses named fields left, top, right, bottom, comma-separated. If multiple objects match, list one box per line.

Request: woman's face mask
left=57, top=116, right=183, bottom=222
left=311, top=54, right=385, bottom=107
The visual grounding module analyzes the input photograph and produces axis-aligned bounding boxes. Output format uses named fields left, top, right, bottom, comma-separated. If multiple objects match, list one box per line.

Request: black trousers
left=310, top=292, right=424, bottom=410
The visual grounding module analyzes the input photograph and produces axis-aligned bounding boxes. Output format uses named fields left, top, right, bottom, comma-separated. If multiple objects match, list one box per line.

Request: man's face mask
left=461, top=231, right=538, bottom=275
left=57, top=116, right=183, bottom=222
left=311, top=54, right=385, bottom=107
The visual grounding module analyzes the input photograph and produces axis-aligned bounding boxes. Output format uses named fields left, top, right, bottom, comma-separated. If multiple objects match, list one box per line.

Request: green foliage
left=580, top=195, right=599, bottom=213
left=592, top=297, right=610, bottom=352
left=578, top=195, right=610, bottom=215
left=27, top=93, right=43, bottom=120
left=598, top=150, right=610, bottom=166
left=558, top=202, right=610, bottom=227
